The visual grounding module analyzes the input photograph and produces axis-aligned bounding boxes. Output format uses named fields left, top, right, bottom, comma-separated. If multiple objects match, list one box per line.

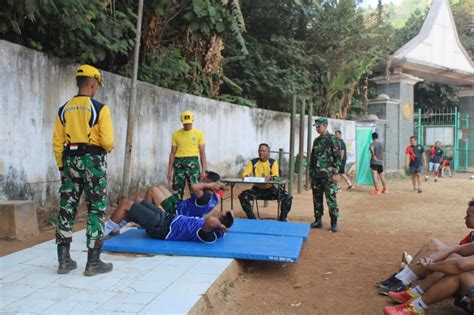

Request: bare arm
left=190, top=182, right=222, bottom=198
left=199, top=144, right=207, bottom=176
left=168, top=146, right=177, bottom=183
left=370, top=144, right=377, bottom=161
left=424, top=256, right=474, bottom=275
left=419, top=242, right=474, bottom=265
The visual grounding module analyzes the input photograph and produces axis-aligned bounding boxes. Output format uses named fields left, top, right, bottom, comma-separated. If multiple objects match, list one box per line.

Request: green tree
left=0, top=0, right=137, bottom=70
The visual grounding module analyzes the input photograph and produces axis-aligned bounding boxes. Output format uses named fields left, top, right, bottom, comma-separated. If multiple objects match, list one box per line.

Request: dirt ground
left=2, top=173, right=473, bottom=314
left=216, top=173, right=473, bottom=314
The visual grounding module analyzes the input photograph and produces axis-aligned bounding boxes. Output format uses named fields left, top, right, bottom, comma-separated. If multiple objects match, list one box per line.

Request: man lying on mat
left=103, top=198, right=233, bottom=243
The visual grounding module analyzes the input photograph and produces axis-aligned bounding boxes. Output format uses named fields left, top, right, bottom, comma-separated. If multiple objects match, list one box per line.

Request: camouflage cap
left=314, top=117, right=328, bottom=126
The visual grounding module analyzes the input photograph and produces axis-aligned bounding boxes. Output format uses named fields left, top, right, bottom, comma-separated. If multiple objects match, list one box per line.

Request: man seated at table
left=238, top=143, right=292, bottom=221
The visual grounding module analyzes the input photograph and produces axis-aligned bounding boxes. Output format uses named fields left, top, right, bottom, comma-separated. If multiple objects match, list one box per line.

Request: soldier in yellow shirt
left=238, top=143, right=292, bottom=221
left=52, top=65, right=113, bottom=277
left=167, top=111, right=207, bottom=201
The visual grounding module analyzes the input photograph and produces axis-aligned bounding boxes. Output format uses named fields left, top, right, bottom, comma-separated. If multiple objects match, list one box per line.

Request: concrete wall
left=0, top=40, right=356, bottom=204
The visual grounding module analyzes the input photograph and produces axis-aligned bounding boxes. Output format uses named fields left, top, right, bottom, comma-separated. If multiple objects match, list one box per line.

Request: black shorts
left=126, top=200, right=174, bottom=239
left=370, top=164, right=384, bottom=174
left=339, top=161, right=346, bottom=174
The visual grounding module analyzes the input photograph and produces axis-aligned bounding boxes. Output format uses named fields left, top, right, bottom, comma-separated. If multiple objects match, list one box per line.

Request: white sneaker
left=424, top=176, right=429, bottom=182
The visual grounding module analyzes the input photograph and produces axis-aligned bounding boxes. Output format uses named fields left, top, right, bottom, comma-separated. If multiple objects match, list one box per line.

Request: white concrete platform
left=0, top=229, right=233, bottom=314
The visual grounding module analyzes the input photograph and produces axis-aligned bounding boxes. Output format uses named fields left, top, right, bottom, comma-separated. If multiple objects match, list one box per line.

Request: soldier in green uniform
left=309, top=118, right=341, bottom=232
left=52, top=65, right=114, bottom=276
left=167, top=111, right=207, bottom=201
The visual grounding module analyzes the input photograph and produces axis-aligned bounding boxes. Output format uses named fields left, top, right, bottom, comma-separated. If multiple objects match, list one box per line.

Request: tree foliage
left=2, top=0, right=468, bottom=116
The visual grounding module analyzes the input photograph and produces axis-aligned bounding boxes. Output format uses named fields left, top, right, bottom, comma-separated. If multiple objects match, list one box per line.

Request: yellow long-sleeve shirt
left=241, top=158, right=279, bottom=189
left=52, top=96, right=114, bottom=169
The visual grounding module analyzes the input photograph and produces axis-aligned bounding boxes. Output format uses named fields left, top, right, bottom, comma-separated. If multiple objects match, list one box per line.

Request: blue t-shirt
left=165, top=215, right=223, bottom=243
left=176, top=192, right=220, bottom=217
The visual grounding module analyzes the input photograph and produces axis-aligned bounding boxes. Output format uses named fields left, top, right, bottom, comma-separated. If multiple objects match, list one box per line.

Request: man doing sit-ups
left=104, top=197, right=233, bottom=243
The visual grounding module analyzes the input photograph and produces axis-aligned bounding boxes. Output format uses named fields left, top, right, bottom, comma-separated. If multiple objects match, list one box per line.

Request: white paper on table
left=243, top=177, right=266, bottom=183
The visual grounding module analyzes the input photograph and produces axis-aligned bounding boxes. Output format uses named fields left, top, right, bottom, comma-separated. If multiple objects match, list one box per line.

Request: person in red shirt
left=405, top=136, right=427, bottom=193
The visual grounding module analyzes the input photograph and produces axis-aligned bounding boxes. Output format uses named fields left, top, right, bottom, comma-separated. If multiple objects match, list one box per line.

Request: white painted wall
left=0, top=40, right=356, bottom=204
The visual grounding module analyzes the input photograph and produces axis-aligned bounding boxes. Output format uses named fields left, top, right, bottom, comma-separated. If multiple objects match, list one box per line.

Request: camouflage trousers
left=172, top=157, right=201, bottom=201
left=311, top=179, right=339, bottom=219
left=56, top=154, right=108, bottom=249
left=238, top=186, right=292, bottom=219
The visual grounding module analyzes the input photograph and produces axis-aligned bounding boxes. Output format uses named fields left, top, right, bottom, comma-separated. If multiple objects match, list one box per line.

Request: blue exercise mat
left=103, top=229, right=304, bottom=263
left=230, top=219, right=310, bottom=241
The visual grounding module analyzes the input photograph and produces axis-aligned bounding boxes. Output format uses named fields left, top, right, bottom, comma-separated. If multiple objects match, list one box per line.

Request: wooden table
left=220, top=178, right=288, bottom=219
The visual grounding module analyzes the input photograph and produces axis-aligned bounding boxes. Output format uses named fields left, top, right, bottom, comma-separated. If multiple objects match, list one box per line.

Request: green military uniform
left=309, top=118, right=341, bottom=230
left=172, top=157, right=201, bottom=201
left=52, top=65, right=114, bottom=276
left=170, top=111, right=206, bottom=201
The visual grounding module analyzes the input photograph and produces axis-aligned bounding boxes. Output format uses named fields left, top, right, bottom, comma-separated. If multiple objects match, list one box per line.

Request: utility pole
left=121, top=0, right=144, bottom=198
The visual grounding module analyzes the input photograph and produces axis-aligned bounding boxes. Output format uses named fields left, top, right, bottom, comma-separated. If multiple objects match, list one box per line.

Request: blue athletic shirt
left=165, top=215, right=224, bottom=243
left=176, top=192, right=220, bottom=217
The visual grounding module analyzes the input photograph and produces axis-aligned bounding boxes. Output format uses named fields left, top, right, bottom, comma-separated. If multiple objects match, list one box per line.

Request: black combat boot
left=278, top=210, right=288, bottom=222
left=57, top=244, right=77, bottom=274
left=84, top=248, right=113, bottom=276
left=245, top=210, right=257, bottom=219
left=330, top=215, right=338, bottom=233
left=310, top=217, right=323, bottom=229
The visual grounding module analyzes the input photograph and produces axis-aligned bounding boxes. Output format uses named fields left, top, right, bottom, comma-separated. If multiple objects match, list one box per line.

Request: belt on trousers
left=63, top=143, right=106, bottom=157
left=175, top=156, right=199, bottom=160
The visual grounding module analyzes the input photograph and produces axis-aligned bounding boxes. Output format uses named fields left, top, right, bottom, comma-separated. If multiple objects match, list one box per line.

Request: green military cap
left=313, top=117, right=328, bottom=126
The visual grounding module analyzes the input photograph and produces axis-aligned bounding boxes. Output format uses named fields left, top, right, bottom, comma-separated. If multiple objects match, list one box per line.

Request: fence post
left=417, top=108, right=422, bottom=145
left=466, top=113, right=469, bottom=170
left=298, top=99, right=306, bottom=193
left=454, top=107, right=459, bottom=171
left=306, top=102, right=313, bottom=190
left=278, top=148, right=284, bottom=174
left=289, top=95, right=296, bottom=196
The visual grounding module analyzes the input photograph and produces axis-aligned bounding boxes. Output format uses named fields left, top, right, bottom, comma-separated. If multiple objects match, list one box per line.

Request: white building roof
left=390, top=0, right=474, bottom=85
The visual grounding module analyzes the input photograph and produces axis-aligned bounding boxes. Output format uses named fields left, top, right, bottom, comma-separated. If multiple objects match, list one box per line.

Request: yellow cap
left=76, top=64, right=104, bottom=87
left=180, top=111, right=194, bottom=124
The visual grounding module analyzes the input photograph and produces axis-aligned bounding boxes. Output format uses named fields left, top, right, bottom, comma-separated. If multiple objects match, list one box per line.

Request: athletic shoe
left=378, top=273, right=397, bottom=287
left=379, top=277, right=406, bottom=295
left=384, top=303, right=424, bottom=315
left=382, top=189, right=389, bottom=194
left=424, top=176, right=429, bottom=182
left=412, top=188, right=417, bottom=192
left=222, top=210, right=234, bottom=228
left=371, top=190, right=381, bottom=195
left=388, top=289, right=420, bottom=304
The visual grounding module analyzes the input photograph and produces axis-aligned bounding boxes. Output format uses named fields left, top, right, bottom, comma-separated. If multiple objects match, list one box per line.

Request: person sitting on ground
left=383, top=239, right=474, bottom=315
left=335, top=130, right=353, bottom=190
left=378, top=200, right=474, bottom=298
left=425, top=141, right=443, bottom=182
left=440, top=154, right=453, bottom=178
left=370, top=132, right=388, bottom=195
left=238, top=143, right=292, bottom=221
left=104, top=197, right=233, bottom=244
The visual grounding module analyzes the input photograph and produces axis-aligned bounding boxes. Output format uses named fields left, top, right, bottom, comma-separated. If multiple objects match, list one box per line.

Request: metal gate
left=414, top=108, right=472, bottom=172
